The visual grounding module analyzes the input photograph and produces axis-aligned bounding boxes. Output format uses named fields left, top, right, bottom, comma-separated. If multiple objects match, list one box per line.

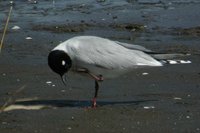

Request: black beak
left=60, top=74, right=67, bottom=86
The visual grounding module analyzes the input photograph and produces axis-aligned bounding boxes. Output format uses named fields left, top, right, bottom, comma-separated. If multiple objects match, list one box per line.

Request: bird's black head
left=48, top=50, right=72, bottom=77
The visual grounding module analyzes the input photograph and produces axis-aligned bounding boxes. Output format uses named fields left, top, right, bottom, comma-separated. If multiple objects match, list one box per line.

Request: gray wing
left=115, top=41, right=188, bottom=60
left=115, top=41, right=152, bottom=52
left=64, top=36, right=163, bottom=78
left=70, top=39, right=162, bottom=71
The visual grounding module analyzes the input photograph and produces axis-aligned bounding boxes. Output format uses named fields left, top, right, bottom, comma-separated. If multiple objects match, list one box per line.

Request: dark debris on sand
left=173, top=26, right=200, bottom=37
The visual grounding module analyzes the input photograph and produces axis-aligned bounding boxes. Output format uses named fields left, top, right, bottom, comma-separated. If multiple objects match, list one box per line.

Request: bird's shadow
left=13, top=99, right=158, bottom=108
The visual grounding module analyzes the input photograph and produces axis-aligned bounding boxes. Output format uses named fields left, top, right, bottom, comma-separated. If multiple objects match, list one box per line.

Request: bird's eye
left=62, top=60, right=66, bottom=66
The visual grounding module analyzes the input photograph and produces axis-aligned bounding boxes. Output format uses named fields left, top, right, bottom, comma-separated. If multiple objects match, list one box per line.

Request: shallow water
left=0, top=1, right=200, bottom=133
left=0, top=0, right=200, bottom=65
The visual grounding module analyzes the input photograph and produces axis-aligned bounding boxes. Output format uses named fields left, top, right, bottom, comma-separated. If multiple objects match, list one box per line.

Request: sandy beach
left=0, top=0, right=200, bottom=133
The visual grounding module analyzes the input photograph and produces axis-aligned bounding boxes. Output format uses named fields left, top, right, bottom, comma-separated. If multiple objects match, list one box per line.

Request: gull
left=48, top=36, right=190, bottom=107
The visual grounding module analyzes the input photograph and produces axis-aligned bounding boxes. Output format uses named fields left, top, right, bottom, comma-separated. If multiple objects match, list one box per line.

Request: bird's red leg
left=92, top=80, right=99, bottom=108
left=77, top=68, right=103, bottom=108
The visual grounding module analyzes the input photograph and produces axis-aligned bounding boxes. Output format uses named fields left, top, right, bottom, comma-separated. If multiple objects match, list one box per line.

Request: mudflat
left=0, top=0, right=200, bottom=133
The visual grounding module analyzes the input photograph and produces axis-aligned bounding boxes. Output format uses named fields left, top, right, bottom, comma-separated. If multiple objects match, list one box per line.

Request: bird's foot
left=83, top=98, right=97, bottom=110
left=91, top=98, right=97, bottom=108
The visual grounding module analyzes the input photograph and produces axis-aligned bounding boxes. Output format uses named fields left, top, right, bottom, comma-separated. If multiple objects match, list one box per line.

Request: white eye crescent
left=62, top=60, right=66, bottom=66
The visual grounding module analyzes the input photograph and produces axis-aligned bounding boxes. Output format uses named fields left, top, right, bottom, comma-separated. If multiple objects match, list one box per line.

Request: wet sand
left=0, top=0, right=200, bottom=133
